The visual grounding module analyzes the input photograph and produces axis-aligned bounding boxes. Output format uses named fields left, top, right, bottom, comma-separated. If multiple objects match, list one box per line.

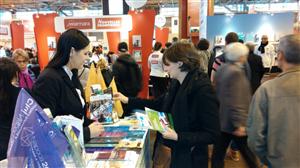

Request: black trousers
left=150, top=76, right=169, bottom=98
left=211, top=132, right=258, bottom=168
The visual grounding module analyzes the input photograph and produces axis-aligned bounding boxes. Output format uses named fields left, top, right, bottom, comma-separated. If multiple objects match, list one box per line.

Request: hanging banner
left=200, top=0, right=208, bottom=38
left=55, top=15, right=132, bottom=33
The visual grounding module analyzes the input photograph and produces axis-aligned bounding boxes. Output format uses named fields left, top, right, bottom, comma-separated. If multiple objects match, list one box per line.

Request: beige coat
left=247, top=66, right=300, bottom=168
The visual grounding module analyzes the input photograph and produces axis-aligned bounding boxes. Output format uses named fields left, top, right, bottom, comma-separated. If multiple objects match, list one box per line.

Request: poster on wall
left=47, top=37, right=56, bottom=49
left=132, top=35, right=142, bottom=47
left=245, top=33, right=255, bottom=42
left=254, top=34, right=260, bottom=43
left=171, top=17, right=179, bottom=34
left=133, top=50, right=142, bottom=62
left=214, top=35, right=224, bottom=46
left=237, top=32, right=245, bottom=41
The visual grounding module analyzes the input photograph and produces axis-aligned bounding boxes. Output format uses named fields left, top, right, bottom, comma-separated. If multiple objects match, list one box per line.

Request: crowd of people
left=0, top=28, right=299, bottom=168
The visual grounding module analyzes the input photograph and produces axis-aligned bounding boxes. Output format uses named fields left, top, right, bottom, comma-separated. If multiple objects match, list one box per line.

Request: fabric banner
left=97, top=67, right=107, bottom=91
left=109, top=78, right=124, bottom=117
left=7, top=89, right=68, bottom=168
left=85, top=64, right=101, bottom=103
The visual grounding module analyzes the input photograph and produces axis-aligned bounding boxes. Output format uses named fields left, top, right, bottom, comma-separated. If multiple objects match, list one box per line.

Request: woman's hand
left=113, top=92, right=129, bottom=104
left=233, top=126, right=247, bottom=137
left=88, top=122, right=104, bottom=138
left=161, top=127, right=178, bottom=141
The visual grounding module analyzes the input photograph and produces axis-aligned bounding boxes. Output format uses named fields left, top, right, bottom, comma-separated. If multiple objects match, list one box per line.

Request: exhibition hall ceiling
left=0, top=0, right=178, bottom=12
left=0, top=0, right=298, bottom=13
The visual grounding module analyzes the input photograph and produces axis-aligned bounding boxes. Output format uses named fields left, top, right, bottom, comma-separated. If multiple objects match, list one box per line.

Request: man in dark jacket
left=112, top=53, right=142, bottom=117
left=245, top=42, right=265, bottom=94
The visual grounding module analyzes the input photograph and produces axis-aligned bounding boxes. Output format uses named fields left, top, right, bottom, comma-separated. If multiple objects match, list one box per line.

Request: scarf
left=18, top=70, right=34, bottom=89
left=258, top=41, right=268, bottom=54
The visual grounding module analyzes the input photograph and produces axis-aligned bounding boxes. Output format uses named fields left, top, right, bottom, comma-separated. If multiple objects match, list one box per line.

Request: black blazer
left=127, top=69, right=220, bottom=168
left=32, top=67, right=93, bottom=142
left=247, top=52, right=265, bottom=94
left=0, top=85, right=21, bottom=160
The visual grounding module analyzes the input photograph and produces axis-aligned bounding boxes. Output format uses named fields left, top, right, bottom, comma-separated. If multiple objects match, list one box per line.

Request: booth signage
left=64, top=18, right=93, bottom=29
left=95, top=17, right=122, bottom=30
left=0, top=26, right=9, bottom=35
left=55, top=15, right=132, bottom=33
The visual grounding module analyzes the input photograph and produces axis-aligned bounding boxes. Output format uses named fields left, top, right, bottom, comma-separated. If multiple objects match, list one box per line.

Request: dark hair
left=0, top=58, right=20, bottom=114
left=197, top=38, right=210, bottom=50
left=172, top=37, right=178, bottom=43
left=118, top=42, right=128, bottom=52
left=165, top=42, right=172, bottom=48
left=163, top=42, right=200, bottom=72
left=225, top=32, right=239, bottom=45
left=238, top=39, right=244, bottom=44
left=47, top=29, right=90, bottom=68
left=153, top=42, right=162, bottom=51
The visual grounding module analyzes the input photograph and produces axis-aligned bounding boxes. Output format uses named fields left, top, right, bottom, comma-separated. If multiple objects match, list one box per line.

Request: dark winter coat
left=127, top=68, right=220, bottom=168
left=112, top=54, right=142, bottom=117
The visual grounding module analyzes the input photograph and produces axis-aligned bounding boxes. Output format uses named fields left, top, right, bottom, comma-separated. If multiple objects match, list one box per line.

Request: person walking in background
left=0, top=58, right=21, bottom=160
left=211, top=32, right=240, bottom=85
left=196, top=38, right=211, bottom=73
left=114, top=42, right=220, bottom=168
left=148, top=42, right=169, bottom=98
left=210, top=32, right=246, bottom=161
left=32, top=29, right=103, bottom=142
left=90, top=45, right=104, bottom=64
left=12, top=48, right=36, bottom=89
left=254, top=35, right=276, bottom=72
left=112, top=42, right=142, bottom=117
left=245, top=42, right=265, bottom=94
left=211, top=42, right=259, bottom=168
left=247, top=34, right=300, bottom=168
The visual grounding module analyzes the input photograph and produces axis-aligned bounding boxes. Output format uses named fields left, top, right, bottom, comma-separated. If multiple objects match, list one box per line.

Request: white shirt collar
left=62, top=66, right=73, bottom=80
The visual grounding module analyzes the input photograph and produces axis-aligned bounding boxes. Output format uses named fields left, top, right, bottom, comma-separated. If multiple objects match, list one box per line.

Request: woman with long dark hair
left=32, top=29, right=103, bottom=142
left=0, top=58, right=20, bottom=160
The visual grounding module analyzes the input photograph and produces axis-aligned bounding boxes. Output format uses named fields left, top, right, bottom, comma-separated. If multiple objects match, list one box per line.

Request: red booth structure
left=10, top=21, right=24, bottom=50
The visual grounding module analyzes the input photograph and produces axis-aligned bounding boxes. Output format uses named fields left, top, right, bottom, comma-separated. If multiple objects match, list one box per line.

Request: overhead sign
left=64, top=18, right=93, bottom=30
left=125, top=0, right=147, bottom=9
left=95, top=17, right=122, bottom=30
left=155, top=15, right=166, bottom=28
left=0, top=26, right=9, bottom=35
left=55, top=15, right=132, bottom=33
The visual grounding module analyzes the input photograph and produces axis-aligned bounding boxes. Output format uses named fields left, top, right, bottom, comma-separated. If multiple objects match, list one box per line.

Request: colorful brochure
left=136, top=107, right=173, bottom=132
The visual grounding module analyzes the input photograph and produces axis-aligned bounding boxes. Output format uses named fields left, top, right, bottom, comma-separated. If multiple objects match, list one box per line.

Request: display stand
left=0, top=118, right=151, bottom=168
left=85, top=118, right=150, bottom=167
